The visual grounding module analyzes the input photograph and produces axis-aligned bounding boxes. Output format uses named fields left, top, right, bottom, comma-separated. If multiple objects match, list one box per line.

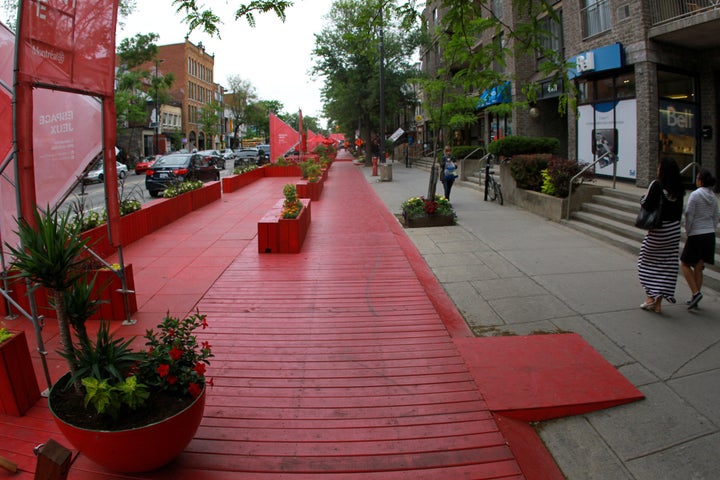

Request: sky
left=117, top=0, right=335, bottom=121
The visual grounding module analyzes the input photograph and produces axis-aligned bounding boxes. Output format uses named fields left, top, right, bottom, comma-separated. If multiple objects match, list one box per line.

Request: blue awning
left=477, top=81, right=511, bottom=109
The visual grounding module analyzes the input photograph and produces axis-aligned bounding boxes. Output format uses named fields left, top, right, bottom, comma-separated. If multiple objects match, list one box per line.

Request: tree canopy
left=312, top=0, right=421, bottom=162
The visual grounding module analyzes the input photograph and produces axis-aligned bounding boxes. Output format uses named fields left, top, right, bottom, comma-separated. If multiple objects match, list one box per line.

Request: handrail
left=565, top=151, right=612, bottom=221
left=680, top=161, right=701, bottom=176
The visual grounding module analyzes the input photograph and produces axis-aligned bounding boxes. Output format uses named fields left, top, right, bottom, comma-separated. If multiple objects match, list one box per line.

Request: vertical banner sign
left=17, top=0, right=119, bottom=96
left=269, top=113, right=299, bottom=164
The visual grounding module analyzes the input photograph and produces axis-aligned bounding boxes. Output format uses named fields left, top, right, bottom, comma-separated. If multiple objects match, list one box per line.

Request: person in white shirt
left=680, top=169, right=720, bottom=309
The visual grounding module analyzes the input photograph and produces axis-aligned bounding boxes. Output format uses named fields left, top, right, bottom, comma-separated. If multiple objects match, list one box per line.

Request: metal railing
left=649, top=0, right=720, bottom=26
left=565, top=152, right=613, bottom=221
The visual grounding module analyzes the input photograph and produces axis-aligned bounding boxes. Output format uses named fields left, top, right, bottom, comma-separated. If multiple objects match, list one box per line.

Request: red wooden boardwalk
left=1, top=158, right=641, bottom=479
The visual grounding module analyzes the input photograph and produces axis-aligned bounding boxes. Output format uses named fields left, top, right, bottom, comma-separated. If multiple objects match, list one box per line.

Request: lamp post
left=378, top=3, right=386, bottom=164
left=153, top=59, right=164, bottom=155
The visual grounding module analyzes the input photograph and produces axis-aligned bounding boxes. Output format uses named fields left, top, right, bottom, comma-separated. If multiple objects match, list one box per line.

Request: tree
left=246, top=99, right=284, bottom=141
left=225, top=75, right=258, bottom=147
left=312, top=0, right=421, bottom=164
left=115, top=33, right=175, bottom=160
left=421, top=0, right=576, bottom=150
left=198, top=101, right=223, bottom=149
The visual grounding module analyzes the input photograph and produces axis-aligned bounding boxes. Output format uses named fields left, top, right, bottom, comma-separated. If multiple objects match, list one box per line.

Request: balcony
left=648, top=0, right=720, bottom=48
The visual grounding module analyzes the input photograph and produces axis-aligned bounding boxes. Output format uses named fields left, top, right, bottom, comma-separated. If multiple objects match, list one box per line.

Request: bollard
left=372, top=157, right=378, bottom=176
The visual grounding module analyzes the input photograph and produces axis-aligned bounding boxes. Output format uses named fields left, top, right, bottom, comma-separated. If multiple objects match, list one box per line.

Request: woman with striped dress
left=638, top=158, right=685, bottom=313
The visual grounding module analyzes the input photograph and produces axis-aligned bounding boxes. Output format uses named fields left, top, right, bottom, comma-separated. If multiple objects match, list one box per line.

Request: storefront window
left=595, top=77, right=614, bottom=102
left=658, top=70, right=695, bottom=101
left=615, top=72, right=635, bottom=99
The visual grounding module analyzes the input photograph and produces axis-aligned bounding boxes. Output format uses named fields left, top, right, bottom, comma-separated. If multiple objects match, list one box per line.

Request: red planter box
left=258, top=199, right=311, bottom=253
left=0, top=330, right=41, bottom=416
left=191, top=181, right=222, bottom=210
left=263, top=165, right=302, bottom=177
left=7, top=265, right=137, bottom=322
left=296, top=179, right=324, bottom=201
left=222, top=168, right=264, bottom=193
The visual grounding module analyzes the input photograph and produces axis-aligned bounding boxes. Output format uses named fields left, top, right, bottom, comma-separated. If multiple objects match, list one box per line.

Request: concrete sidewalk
left=363, top=161, right=720, bottom=480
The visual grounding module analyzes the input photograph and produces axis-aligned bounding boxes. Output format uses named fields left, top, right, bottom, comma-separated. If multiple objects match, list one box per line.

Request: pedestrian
left=440, top=147, right=457, bottom=200
left=680, top=169, right=719, bottom=309
left=638, top=157, right=685, bottom=313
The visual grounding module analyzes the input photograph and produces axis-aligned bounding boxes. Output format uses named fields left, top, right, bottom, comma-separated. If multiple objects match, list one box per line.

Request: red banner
left=17, top=0, right=119, bottom=96
left=269, top=113, right=298, bottom=162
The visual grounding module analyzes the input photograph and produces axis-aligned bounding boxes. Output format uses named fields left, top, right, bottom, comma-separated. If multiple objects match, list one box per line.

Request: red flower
left=207, top=377, right=214, bottom=387
left=201, top=318, right=209, bottom=329
left=188, top=382, right=202, bottom=398
left=169, top=346, right=183, bottom=360
left=157, top=364, right=170, bottom=377
left=194, top=363, right=206, bottom=375
left=166, top=375, right=177, bottom=385
left=202, top=341, right=212, bottom=351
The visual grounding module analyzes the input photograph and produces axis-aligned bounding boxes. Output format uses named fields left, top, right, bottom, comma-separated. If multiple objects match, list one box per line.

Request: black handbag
left=635, top=193, right=663, bottom=230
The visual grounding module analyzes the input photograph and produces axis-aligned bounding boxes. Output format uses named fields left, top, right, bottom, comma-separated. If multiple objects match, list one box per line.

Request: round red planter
left=49, top=375, right=205, bottom=473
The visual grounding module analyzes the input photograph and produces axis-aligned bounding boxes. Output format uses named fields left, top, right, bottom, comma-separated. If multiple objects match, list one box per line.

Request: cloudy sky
left=117, top=0, right=335, bottom=121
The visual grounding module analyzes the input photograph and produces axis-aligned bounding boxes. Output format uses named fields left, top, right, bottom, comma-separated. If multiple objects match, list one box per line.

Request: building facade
left=422, top=0, right=720, bottom=187
left=156, top=39, right=224, bottom=151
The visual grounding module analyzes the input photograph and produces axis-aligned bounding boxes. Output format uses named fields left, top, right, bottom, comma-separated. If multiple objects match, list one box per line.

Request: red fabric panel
left=269, top=113, right=298, bottom=162
left=17, top=0, right=119, bottom=96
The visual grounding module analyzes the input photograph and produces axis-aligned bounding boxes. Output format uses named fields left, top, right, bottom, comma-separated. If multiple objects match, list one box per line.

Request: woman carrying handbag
left=637, top=158, right=685, bottom=313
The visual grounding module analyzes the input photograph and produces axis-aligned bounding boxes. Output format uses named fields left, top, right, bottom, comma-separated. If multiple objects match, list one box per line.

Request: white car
left=83, top=161, right=129, bottom=184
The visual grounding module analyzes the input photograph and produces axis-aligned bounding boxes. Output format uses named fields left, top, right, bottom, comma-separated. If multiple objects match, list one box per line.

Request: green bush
left=509, top=154, right=551, bottom=191
left=449, top=145, right=487, bottom=159
left=543, top=157, right=592, bottom=198
left=487, top=136, right=560, bottom=157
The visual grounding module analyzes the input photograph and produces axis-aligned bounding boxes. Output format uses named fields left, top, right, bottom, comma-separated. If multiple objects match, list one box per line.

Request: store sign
left=570, top=43, right=624, bottom=78
left=537, top=79, right=564, bottom=100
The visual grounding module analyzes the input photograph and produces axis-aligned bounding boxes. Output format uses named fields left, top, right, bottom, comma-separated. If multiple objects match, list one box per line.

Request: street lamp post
left=153, top=59, right=164, bottom=155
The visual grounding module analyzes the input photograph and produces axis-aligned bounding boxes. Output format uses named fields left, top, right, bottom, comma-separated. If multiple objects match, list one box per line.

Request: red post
left=372, top=157, right=379, bottom=176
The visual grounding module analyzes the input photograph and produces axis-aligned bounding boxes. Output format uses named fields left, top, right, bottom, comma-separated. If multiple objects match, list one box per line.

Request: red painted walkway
left=0, top=157, right=641, bottom=479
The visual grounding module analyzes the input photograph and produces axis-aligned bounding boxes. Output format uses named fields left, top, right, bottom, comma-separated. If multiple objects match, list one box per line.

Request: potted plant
left=401, top=195, right=456, bottom=228
left=5, top=206, right=213, bottom=473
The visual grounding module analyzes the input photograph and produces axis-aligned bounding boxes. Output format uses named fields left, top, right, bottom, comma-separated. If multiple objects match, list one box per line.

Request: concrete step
left=570, top=210, right=646, bottom=243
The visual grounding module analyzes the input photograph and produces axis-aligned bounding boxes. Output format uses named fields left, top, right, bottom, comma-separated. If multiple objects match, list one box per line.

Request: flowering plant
left=281, top=184, right=303, bottom=219
left=137, top=311, right=214, bottom=399
left=401, top=195, right=455, bottom=219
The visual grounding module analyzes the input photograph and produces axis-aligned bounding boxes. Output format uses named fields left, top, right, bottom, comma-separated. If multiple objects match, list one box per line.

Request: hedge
left=487, top=136, right=560, bottom=157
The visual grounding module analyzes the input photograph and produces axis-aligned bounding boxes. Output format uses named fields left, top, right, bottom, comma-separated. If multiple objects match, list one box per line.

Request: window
left=491, top=0, right=503, bottom=19
left=537, top=12, right=563, bottom=60
left=576, top=72, right=636, bottom=105
left=580, top=0, right=611, bottom=38
left=658, top=70, right=695, bottom=101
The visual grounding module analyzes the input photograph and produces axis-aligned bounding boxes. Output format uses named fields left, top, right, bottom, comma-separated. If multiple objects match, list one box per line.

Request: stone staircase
left=563, top=187, right=720, bottom=292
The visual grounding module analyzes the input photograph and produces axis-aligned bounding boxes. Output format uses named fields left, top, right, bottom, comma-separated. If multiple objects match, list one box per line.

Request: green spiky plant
left=6, top=206, right=94, bottom=391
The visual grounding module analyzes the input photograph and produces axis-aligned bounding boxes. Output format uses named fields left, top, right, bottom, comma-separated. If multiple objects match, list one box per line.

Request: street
left=62, top=159, right=230, bottom=214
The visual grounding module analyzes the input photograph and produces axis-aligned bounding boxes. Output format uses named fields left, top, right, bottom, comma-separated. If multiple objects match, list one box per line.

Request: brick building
left=155, top=38, right=224, bottom=151
left=422, top=0, right=720, bottom=187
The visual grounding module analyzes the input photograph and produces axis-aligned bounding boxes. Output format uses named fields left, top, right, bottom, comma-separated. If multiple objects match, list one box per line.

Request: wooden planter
left=0, top=330, right=41, bottom=416
left=263, top=165, right=303, bottom=177
left=296, top=179, right=324, bottom=201
left=258, top=199, right=311, bottom=253
left=8, top=265, right=137, bottom=322
left=222, top=168, right=264, bottom=193
left=403, top=213, right=455, bottom=228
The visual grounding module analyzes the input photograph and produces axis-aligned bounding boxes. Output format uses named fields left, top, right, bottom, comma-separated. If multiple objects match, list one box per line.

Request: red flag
left=269, top=113, right=298, bottom=162
left=17, top=0, right=119, bottom=96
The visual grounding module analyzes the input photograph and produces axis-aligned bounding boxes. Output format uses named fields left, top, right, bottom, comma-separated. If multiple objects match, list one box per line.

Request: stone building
left=421, top=0, right=720, bottom=187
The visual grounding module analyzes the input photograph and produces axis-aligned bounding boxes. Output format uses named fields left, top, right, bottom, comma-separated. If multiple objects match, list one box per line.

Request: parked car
left=233, top=148, right=259, bottom=167
left=82, top=161, right=128, bottom=184
left=196, top=149, right=225, bottom=170
left=220, top=148, right=236, bottom=161
left=134, top=155, right=161, bottom=175
left=255, top=143, right=272, bottom=160
left=145, top=152, right=221, bottom=197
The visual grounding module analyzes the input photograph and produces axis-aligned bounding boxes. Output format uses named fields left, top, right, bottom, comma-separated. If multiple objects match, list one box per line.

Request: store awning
left=477, top=81, right=511, bottom=109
